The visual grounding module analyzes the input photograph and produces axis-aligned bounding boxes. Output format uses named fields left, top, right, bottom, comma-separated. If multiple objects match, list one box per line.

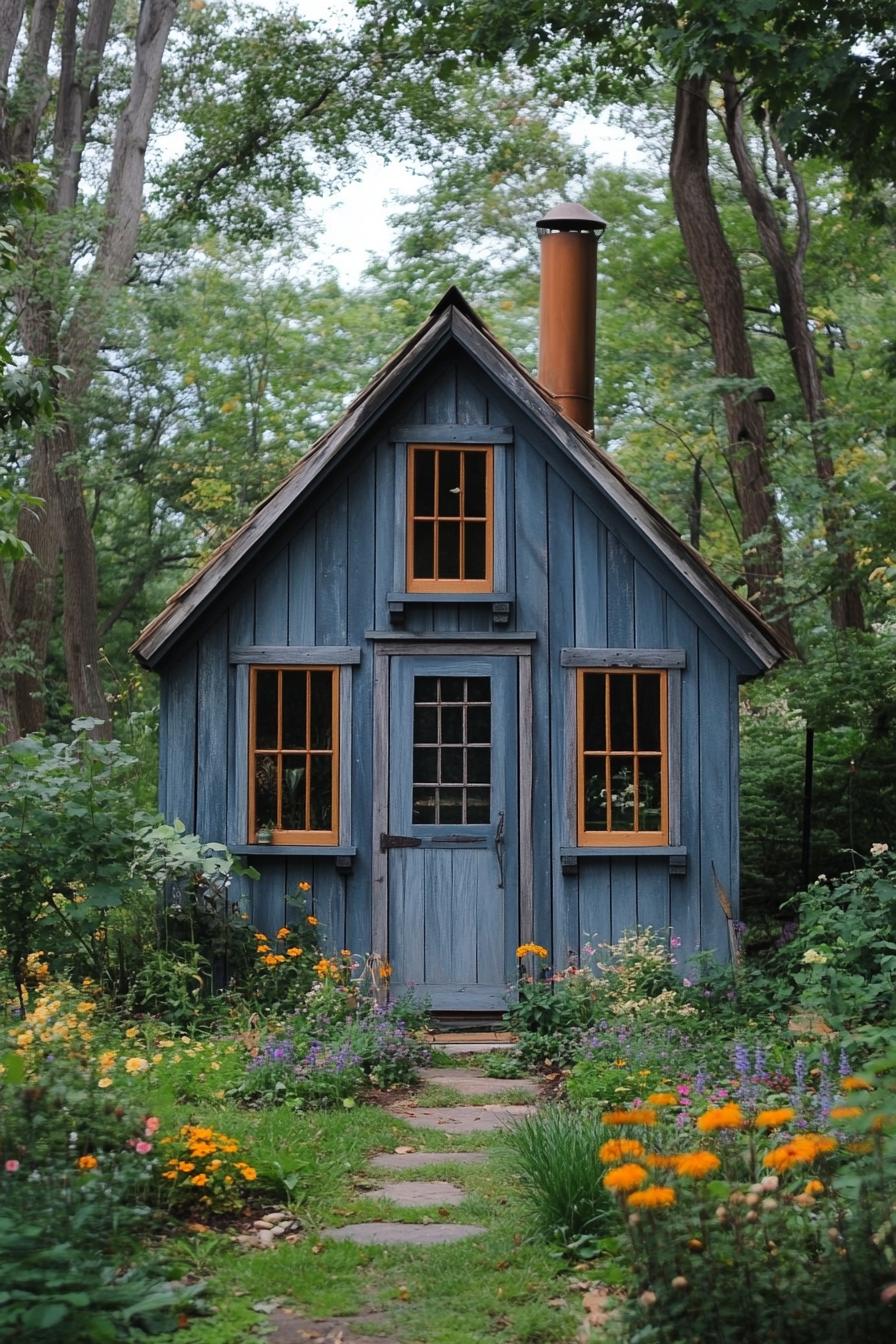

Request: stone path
left=322, top=1063, right=535, bottom=1249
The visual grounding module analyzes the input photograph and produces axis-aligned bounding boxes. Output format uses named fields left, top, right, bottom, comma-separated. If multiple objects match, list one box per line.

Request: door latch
left=495, top=810, right=506, bottom=889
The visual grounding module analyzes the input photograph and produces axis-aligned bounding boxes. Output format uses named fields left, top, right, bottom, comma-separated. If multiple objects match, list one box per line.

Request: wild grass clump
left=502, top=1104, right=615, bottom=1245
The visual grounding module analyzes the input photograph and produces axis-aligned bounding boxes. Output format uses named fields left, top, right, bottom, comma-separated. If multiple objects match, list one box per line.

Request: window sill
left=230, top=844, right=356, bottom=872
left=560, top=845, right=687, bottom=877
left=388, top=592, right=513, bottom=627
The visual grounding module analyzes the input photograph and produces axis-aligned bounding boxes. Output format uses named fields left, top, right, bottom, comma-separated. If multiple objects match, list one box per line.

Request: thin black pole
left=801, top=726, right=815, bottom=889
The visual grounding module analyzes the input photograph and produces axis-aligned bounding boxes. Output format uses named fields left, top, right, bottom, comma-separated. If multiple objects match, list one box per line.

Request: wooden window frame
left=406, top=443, right=494, bottom=593
left=248, top=665, right=339, bottom=845
left=576, top=667, right=669, bottom=847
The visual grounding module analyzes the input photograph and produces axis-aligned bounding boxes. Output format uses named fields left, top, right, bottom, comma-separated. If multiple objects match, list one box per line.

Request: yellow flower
left=515, top=943, right=548, bottom=958
left=287, top=947, right=302, bottom=958
left=178, top=1162, right=196, bottom=1173
left=696, top=1103, right=744, bottom=1132
left=151, top=1053, right=163, bottom=1064
left=277, top=927, right=290, bottom=940
left=254, top=932, right=268, bottom=941
left=599, top=1139, right=645, bottom=1163
left=841, top=1076, right=873, bottom=1092
left=124, top=1056, right=149, bottom=1074
left=627, top=1185, right=676, bottom=1208
left=240, top=1166, right=257, bottom=1181
left=125, top=1026, right=139, bottom=1039
left=673, top=1151, right=721, bottom=1179
left=263, top=954, right=282, bottom=967
left=307, top=915, right=319, bottom=926
left=190, top=1173, right=208, bottom=1186
left=647, top=1092, right=679, bottom=1107
left=98, top=1050, right=116, bottom=1069
left=603, top=1109, right=657, bottom=1126
left=755, top=1107, right=796, bottom=1129
left=829, top=1106, right=862, bottom=1121
left=805, top=1179, right=825, bottom=1196
left=603, top=1163, right=648, bottom=1192
left=77, top=1154, right=98, bottom=1170
left=162, top=1170, right=177, bottom=1180
left=98, top=1077, right=113, bottom=1089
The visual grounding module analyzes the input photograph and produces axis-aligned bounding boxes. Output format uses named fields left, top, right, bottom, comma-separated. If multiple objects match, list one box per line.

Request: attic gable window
left=407, top=444, right=494, bottom=591
left=249, top=666, right=338, bottom=844
left=577, top=668, right=669, bottom=845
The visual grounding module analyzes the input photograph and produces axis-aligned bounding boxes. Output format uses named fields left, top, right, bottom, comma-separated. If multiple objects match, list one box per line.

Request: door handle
left=495, top=810, right=505, bottom=889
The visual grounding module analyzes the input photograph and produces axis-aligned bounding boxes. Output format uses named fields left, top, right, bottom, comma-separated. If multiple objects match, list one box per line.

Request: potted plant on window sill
left=255, top=821, right=275, bottom=845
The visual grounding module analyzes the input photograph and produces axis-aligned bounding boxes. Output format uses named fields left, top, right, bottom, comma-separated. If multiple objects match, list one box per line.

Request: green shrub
left=502, top=1105, right=616, bottom=1247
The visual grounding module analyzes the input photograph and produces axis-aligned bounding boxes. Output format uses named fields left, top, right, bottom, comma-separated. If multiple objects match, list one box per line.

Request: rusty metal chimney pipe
left=536, top=203, right=607, bottom=434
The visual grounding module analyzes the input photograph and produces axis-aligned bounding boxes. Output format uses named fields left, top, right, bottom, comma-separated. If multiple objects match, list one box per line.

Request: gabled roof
left=132, top=289, right=790, bottom=672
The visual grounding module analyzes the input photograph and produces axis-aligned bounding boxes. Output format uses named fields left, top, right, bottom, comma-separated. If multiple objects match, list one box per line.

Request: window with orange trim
left=249, top=667, right=338, bottom=844
left=577, top=668, right=668, bottom=845
left=407, top=444, right=493, bottom=591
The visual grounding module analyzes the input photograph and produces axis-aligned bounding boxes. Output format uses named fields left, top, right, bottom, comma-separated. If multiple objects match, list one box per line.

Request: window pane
left=636, top=675, right=661, bottom=752
left=440, top=705, right=463, bottom=743
left=309, top=754, right=333, bottom=831
left=413, top=747, right=438, bottom=783
left=465, top=787, right=490, bottom=823
left=438, top=521, right=461, bottom=578
left=464, top=522, right=487, bottom=579
left=465, top=451, right=487, bottom=516
left=281, top=757, right=307, bottom=831
left=438, top=450, right=462, bottom=516
left=413, top=787, right=436, bottom=824
left=582, top=672, right=606, bottom=752
left=414, top=448, right=435, bottom=515
left=413, top=521, right=434, bottom=578
left=254, top=755, right=278, bottom=829
left=583, top=757, right=607, bottom=831
left=438, top=788, right=463, bottom=824
left=440, top=747, right=464, bottom=783
left=609, top=756, right=636, bottom=831
left=414, top=704, right=438, bottom=743
left=416, top=677, right=438, bottom=703
left=309, top=670, right=333, bottom=748
left=440, top=677, right=465, bottom=702
left=255, top=670, right=278, bottom=749
left=638, top=757, right=663, bottom=832
left=609, top=674, right=634, bottom=751
left=466, top=747, right=489, bottom=784
left=467, top=703, right=490, bottom=743
left=281, top=670, right=306, bottom=749
left=466, top=677, right=490, bottom=702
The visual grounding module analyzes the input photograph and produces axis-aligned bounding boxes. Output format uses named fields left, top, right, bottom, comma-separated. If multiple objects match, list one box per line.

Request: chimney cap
left=536, top=202, right=607, bottom=236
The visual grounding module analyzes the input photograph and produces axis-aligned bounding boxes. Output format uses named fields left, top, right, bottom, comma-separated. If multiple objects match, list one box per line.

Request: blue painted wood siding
left=157, top=347, right=740, bottom=966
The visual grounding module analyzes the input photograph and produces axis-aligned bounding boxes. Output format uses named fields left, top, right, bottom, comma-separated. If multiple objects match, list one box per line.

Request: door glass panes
left=580, top=670, right=666, bottom=839
left=412, top=676, right=491, bottom=824
left=251, top=667, right=337, bottom=839
left=409, top=446, right=492, bottom=586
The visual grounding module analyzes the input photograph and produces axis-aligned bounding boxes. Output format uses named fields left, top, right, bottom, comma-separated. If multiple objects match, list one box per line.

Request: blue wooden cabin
left=133, top=205, right=787, bottom=1010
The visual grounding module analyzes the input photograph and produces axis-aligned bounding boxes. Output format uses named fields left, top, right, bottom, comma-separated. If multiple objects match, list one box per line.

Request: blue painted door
left=386, top=655, right=519, bottom=1011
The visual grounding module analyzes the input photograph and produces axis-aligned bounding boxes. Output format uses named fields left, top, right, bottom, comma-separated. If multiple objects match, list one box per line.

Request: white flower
left=871, top=842, right=889, bottom=857
left=802, top=948, right=829, bottom=965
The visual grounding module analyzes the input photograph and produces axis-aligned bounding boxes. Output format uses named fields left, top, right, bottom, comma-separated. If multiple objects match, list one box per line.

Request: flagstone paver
left=324, top=1222, right=486, bottom=1246
left=365, top=1179, right=465, bottom=1207
left=265, top=1309, right=393, bottom=1343
left=419, top=1066, right=538, bottom=1097
left=368, top=1150, right=489, bottom=1171
left=389, top=1103, right=535, bottom=1133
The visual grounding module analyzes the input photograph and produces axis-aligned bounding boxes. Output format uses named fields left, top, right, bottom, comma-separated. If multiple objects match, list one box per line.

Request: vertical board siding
left=196, top=615, right=229, bottom=842
left=699, top=630, right=733, bottom=960
left=547, top=467, right=578, bottom=969
left=374, top=438, right=396, bottom=630
left=288, top=521, right=316, bottom=644
left=254, top=547, right=289, bottom=643
left=345, top=452, right=376, bottom=955
left=667, top=597, right=702, bottom=962
left=165, top=645, right=198, bottom=830
left=573, top=497, right=607, bottom=646
left=634, top=563, right=667, bottom=646
left=315, top=481, right=348, bottom=645
left=606, top=530, right=635, bottom=645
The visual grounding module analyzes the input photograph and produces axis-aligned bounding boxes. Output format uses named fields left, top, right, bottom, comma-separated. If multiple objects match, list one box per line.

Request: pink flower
left=682, top=978, right=692, bottom=987
left=135, top=1141, right=153, bottom=1155
left=4, top=1159, right=20, bottom=1173
left=144, top=1117, right=160, bottom=1135
left=671, top=936, right=682, bottom=949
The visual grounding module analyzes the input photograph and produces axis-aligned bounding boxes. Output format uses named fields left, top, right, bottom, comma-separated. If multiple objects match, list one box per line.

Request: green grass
left=414, top=1083, right=536, bottom=1107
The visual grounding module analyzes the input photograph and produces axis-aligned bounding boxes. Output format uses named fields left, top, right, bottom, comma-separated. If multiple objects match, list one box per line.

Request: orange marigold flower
left=178, top=1162, right=196, bottom=1173
left=298, top=881, right=311, bottom=892
left=603, top=1108, right=657, bottom=1126
left=829, top=1106, right=862, bottom=1121
left=627, top=1185, right=676, bottom=1208
left=645, top=1154, right=680, bottom=1169
left=380, top=962, right=393, bottom=979
left=76, top=1154, right=98, bottom=1170
left=841, top=1076, right=873, bottom=1092
left=287, top=947, right=302, bottom=958
left=599, top=1138, right=645, bottom=1163
left=162, top=1170, right=177, bottom=1180
left=647, top=1092, right=679, bottom=1107
left=674, top=1151, right=721, bottom=1179
left=603, top=1163, right=648, bottom=1192
left=696, top=1103, right=744, bottom=1132
left=764, top=1133, right=837, bottom=1171
left=755, top=1107, right=796, bottom=1129
left=240, top=1166, right=257, bottom=1181
left=515, top=943, right=549, bottom=958
left=804, top=1179, right=825, bottom=1196
left=190, top=1173, right=208, bottom=1186
left=306, top=915, right=319, bottom=926
left=276, top=927, right=290, bottom=940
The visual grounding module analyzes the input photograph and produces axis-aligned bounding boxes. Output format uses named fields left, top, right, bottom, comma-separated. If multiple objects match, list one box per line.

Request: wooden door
left=385, top=655, right=519, bottom=1011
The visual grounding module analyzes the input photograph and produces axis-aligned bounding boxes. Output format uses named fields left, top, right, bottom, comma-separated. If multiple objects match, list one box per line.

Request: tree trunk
left=721, top=76, right=864, bottom=632
left=670, top=76, right=793, bottom=646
